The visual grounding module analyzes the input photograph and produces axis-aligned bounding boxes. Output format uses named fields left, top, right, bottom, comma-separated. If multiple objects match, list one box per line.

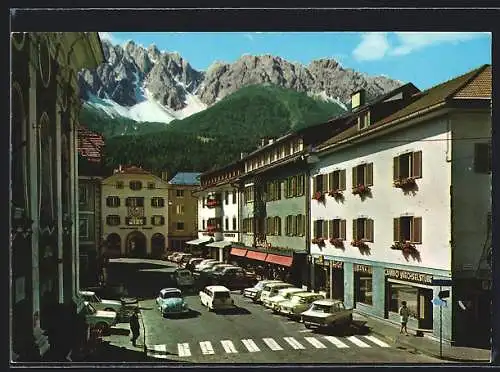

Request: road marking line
left=150, top=353, right=169, bottom=359
left=283, top=337, right=305, bottom=350
left=221, top=340, right=238, bottom=354
left=177, top=343, right=191, bottom=357
left=299, top=329, right=312, bottom=333
left=150, top=344, right=167, bottom=353
left=323, top=336, right=349, bottom=348
left=262, top=338, right=283, bottom=351
left=347, top=336, right=371, bottom=348
left=242, top=339, right=260, bottom=353
left=304, top=337, right=327, bottom=349
left=199, top=341, right=215, bottom=355
left=364, top=335, right=390, bottom=348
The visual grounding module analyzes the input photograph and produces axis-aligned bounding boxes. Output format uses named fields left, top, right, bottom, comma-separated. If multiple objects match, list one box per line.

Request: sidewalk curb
left=369, top=328, right=490, bottom=363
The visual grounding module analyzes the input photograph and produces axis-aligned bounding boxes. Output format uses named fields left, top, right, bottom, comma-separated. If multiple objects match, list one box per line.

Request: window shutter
left=412, top=217, right=422, bottom=244
left=412, top=151, right=422, bottom=178
left=365, top=219, right=374, bottom=242
left=322, top=220, right=329, bottom=238
left=393, top=156, right=400, bottom=181
left=313, top=219, right=318, bottom=239
left=329, top=220, right=334, bottom=238
left=352, top=167, right=358, bottom=189
left=340, top=169, right=346, bottom=191
left=312, top=176, right=317, bottom=194
left=328, top=173, right=334, bottom=191
left=352, top=219, right=358, bottom=240
left=291, top=215, right=296, bottom=236
left=341, top=219, right=346, bottom=240
left=366, top=163, right=373, bottom=186
left=125, top=198, right=130, bottom=207
left=322, top=174, right=328, bottom=192
left=393, top=218, right=400, bottom=242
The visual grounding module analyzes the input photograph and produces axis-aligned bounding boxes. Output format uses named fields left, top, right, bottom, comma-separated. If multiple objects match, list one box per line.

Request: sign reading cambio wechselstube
left=385, top=268, right=433, bottom=285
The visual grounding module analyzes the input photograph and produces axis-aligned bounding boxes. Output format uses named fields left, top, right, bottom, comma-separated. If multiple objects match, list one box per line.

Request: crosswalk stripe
left=150, top=344, right=167, bottom=353
left=323, top=336, right=349, bottom=348
left=364, top=335, right=390, bottom=348
left=347, top=336, right=371, bottom=348
left=242, top=339, right=260, bottom=353
left=221, top=340, right=238, bottom=354
left=178, top=343, right=191, bottom=357
left=284, top=337, right=305, bottom=350
left=199, top=341, right=215, bottom=355
left=150, top=353, right=169, bottom=359
left=263, top=338, right=283, bottom=351
left=304, top=337, right=327, bottom=349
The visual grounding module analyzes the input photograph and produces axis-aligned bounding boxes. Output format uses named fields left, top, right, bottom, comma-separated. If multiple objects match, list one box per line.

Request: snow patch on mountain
left=308, top=90, right=349, bottom=111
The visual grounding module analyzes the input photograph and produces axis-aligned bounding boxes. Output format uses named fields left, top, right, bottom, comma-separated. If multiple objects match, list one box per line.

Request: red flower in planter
left=351, top=239, right=369, bottom=250
left=352, top=184, right=370, bottom=196
left=312, top=237, right=326, bottom=246
left=394, top=177, right=417, bottom=190
left=329, top=237, right=344, bottom=249
left=312, top=191, right=325, bottom=202
left=328, top=189, right=344, bottom=199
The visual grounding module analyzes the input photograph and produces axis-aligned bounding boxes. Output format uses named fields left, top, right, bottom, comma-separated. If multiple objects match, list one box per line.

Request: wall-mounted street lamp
left=11, top=206, right=34, bottom=240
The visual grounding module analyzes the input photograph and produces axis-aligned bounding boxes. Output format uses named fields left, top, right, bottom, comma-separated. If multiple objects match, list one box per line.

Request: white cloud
left=244, top=33, right=254, bottom=41
left=352, top=33, right=390, bottom=61
left=352, top=32, right=490, bottom=61
left=98, top=32, right=119, bottom=44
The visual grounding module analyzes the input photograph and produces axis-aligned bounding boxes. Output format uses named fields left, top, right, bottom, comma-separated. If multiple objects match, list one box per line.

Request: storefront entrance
left=151, top=233, right=165, bottom=258
left=126, top=231, right=147, bottom=257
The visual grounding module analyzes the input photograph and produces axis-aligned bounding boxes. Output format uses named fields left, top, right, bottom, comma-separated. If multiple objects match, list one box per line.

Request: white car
left=199, top=285, right=235, bottom=312
left=243, top=280, right=284, bottom=301
left=301, top=299, right=353, bottom=329
left=278, top=292, right=326, bottom=319
left=259, top=282, right=294, bottom=305
left=174, top=253, right=191, bottom=263
left=155, top=288, right=190, bottom=317
left=195, top=260, right=221, bottom=272
left=78, top=290, right=124, bottom=317
left=81, top=301, right=117, bottom=333
left=206, top=264, right=237, bottom=275
left=265, top=287, right=309, bottom=312
left=168, top=252, right=182, bottom=262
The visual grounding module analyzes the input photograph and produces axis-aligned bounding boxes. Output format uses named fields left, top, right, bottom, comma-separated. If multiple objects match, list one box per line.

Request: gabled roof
left=168, top=172, right=202, bottom=186
left=77, top=125, right=104, bottom=163
left=118, top=166, right=151, bottom=175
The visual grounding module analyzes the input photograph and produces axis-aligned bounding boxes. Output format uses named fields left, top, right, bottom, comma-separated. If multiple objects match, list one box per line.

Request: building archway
left=126, top=231, right=147, bottom=258
left=106, top=233, right=122, bottom=257
left=151, top=233, right=165, bottom=259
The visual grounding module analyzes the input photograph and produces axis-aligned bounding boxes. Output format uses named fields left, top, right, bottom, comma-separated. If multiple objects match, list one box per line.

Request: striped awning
left=245, top=251, right=268, bottom=262
left=265, top=254, right=293, bottom=267
left=230, top=247, right=247, bottom=257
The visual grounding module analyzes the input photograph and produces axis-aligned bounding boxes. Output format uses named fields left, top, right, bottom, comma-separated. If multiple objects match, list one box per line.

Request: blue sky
left=99, top=32, right=491, bottom=91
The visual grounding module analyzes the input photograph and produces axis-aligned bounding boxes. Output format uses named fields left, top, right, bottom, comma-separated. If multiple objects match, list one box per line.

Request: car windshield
left=312, top=304, right=332, bottom=313
left=85, top=303, right=97, bottom=314
left=255, top=282, right=265, bottom=290
left=163, top=291, right=182, bottom=299
left=214, top=291, right=230, bottom=299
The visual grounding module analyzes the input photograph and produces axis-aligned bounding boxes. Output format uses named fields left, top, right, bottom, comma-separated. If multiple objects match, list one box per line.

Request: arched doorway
left=106, top=233, right=122, bottom=257
left=126, top=231, right=147, bottom=258
left=151, top=233, right=165, bottom=259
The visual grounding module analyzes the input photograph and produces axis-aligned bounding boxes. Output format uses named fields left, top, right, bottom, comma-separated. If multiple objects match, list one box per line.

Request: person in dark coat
left=129, top=307, right=140, bottom=347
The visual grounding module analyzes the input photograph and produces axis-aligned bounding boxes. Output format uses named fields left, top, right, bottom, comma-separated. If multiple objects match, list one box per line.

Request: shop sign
left=224, top=233, right=236, bottom=237
left=385, top=268, right=433, bottom=285
left=353, top=264, right=372, bottom=274
left=330, top=261, right=344, bottom=269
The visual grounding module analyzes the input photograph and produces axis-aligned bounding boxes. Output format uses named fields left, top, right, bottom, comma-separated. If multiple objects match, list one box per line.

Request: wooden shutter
left=365, top=219, right=374, bottom=242
left=393, top=218, right=400, bottom=242
left=393, top=156, right=400, bottom=181
left=352, top=167, right=358, bottom=189
left=340, top=169, right=346, bottom=190
left=322, top=174, right=328, bottom=192
left=291, top=215, right=296, bottom=236
left=312, top=176, right=317, bottom=194
left=340, top=219, right=346, bottom=240
left=329, top=220, right=334, bottom=238
left=412, top=151, right=422, bottom=178
left=322, top=220, right=329, bottom=238
left=125, top=197, right=130, bottom=207
left=412, top=217, right=422, bottom=244
left=328, top=173, right=334, bottom=191
left=313, top=219, right=318, bottom=238
left=352, top=219, right=358, bottom=240
left=366, top=163, right=373, bottom=186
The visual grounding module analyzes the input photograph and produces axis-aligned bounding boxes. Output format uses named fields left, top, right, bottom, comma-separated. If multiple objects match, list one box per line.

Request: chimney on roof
left=161, top=171, right=169, bottom=182
left=260, top=138, right=267, bottom=147
left=268, top=138, right=275, bottom=145
left=351, top=89, right=366, bottom=110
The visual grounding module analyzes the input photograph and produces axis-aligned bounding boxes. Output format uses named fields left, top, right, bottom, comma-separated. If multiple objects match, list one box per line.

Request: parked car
left=243, top=280, right=284, bottom=302
left=211, top=267, right=258, bottom=290
left=199, top=285, right=235, bottom=312
left=278, top=292, right=326, bottom=319
left=168, top=252, right=182, bottom=262
left=300, top=299, right=353, bottom=329
left=155, top=288, right=190, bottom=317
left=186, top=257, right=205, bottom=271
left=173, top=253, right=191, bottom=263
left=81, top=301, right=117, bottom=334
left=174, top=268, right=195, bottom=288
left=259, top=282, right=294, bottom=305
left=265, top=287, right=309, bottom=312
left=194, top=260, right=222, bottom=273
left=78, top=290, right=124, bottom=318
left=178, top=253, right=193, bottom=267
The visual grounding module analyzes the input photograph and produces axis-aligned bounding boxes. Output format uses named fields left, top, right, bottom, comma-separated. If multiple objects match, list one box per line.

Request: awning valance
left=266, top=254, right=293, bottom=267
left=245, top=251, right=268, bottom=262
left=206, top=240, right=232, bottom=248
left=186, top=238, right=212, bottom=245
left=230, top=247, right=247, bottom=257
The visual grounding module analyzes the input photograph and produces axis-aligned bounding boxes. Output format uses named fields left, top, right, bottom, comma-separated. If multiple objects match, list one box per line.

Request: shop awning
left=245, top=250, right=268, bottom=262
left=206, top=240, right=232, bottom=248
left=265, top=254, right=293, bottom=267
left=186, top=238, right=212, bottom=245
left=230, top=247, right=247, bottom=257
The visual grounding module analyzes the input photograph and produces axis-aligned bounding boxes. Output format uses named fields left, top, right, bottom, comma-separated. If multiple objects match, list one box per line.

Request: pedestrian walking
left=399, top=301, right=410, bottom=335
left=129, top=307, right=140, bottom=347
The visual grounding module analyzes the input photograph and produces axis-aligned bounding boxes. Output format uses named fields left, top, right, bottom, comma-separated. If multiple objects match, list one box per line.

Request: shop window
left=232, top=190, right=237, bottom=204
left=147, top=182, right=155, bottom=189
left=312, top=174, right=328, bottom=193
left=106, top=196, right=120, bottom=207
left=116, top=181, right=124, bottom=189
left=393, top=216, right=422, bottom=244
left=176, top=189, right=184, bottom=197
left=313, top=219, right=329, bottom=238
left=474, top=143, right=492, bottom=174
left=388, top=282, right=419, bottom=317
left=176, top=222, right=185, bottom=231
left=129, top=180, right=143, bottom=191
left=176, top=205, right=185, bottom=215
left=151, top=215, right=165, bottom=226
left=328, top=170, right=346, bottom=191
left=126, top=197, right=144, bottom=207
left=352, top=163, right=373, bottom=189
left=356, top=273, right=373, bottom=305
left=393, top=151, right=422, bottom=181
left=329, top=219, right=346, bottom=240
left=352, top=218, right=374, bottom=242
left=151, top=197, right=165, bottom=208
left=106, top=215, right=120, bottom=226
left=232, top=217, right=237, bottom=230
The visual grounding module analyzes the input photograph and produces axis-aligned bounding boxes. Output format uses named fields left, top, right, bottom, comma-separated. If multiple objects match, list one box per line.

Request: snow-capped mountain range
left=78, top=39, right=403, bottom=124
